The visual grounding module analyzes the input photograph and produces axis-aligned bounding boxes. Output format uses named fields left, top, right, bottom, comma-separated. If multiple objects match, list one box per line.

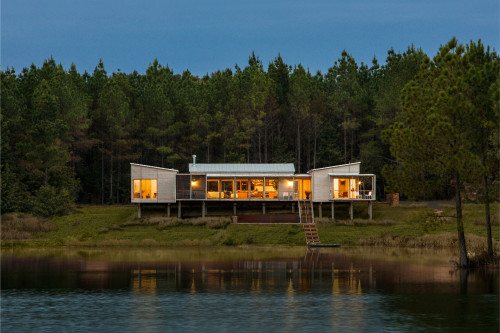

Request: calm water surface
left=2, top=247, right=498, bottom=332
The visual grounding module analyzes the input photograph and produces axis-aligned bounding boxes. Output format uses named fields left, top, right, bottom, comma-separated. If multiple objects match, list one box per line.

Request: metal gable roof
left=189, top=163, right=295, bottom=173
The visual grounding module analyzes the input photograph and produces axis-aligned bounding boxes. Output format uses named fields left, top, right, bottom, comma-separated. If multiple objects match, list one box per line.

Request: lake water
left=2, top=247, right=498, bottom=332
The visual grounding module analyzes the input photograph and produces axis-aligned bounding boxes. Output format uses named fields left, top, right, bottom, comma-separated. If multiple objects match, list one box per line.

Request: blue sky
left=2, top=0, right=498, bottom=76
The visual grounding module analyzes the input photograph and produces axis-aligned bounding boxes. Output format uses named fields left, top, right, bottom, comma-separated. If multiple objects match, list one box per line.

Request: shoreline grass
left=1, top=203, right=499, bottom=253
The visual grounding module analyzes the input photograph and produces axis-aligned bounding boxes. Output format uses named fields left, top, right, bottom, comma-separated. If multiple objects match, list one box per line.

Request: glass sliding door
left=221, top=179, right=234, bottom=199
left=207, top=179, right=220, bottom=199
left=294, top=179, right=311, bottom=200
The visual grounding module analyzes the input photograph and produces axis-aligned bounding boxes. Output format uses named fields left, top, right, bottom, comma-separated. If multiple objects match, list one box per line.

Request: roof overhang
left=328, top=173, right=375, bottom=177
left=206, top=173, right=295, bottom=178
left=189, top=163, right=295, bottom=173
left=130, top=163, right=178, bottom=172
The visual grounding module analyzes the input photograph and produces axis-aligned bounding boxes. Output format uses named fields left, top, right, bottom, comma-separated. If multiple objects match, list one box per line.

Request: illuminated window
left=221, top=179, right=234, bottom=199
left=250, top=179, right=264, bottom=199
left=207, top=179, right=219, bottom=199
left=133, top=180, right=141, bottom=198
left=294, top=179, right=311, bottom=200
left=133, top=179, right=157, bottom=199
left=265, top=179, right=278, bottom=199
left=236, top=179, right=249, bottom=199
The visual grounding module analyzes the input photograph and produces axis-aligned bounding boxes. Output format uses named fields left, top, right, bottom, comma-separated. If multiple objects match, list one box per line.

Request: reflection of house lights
left=288, top=181, right=294, bottom=186
left=191, top=181, right=197, bottom=186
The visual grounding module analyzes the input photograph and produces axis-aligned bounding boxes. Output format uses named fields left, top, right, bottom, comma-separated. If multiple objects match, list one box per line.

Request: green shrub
left=32, top=185, right=74, bottom=217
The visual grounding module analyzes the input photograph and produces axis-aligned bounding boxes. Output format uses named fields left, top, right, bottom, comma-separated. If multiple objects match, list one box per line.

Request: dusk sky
left=2, top=0, right=498, bottom=76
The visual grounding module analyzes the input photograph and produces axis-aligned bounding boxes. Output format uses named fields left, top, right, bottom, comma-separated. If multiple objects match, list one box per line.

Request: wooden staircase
left=298, top=200, right=321, bottom=245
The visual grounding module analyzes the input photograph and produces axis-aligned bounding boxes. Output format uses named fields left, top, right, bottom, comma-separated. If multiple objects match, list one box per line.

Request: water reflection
left=2, top=247, right=499, bottom=332
left=2, top=248, right=498, bottom=295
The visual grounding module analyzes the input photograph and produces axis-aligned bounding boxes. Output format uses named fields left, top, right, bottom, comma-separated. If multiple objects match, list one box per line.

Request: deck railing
left=332, top=190, right=373, bottom=200
left=279, top=191, right=298, bottom=201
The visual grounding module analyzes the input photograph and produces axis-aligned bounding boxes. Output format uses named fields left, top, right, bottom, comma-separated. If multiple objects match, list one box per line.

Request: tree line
left=1, top=39, right=498, bottom=226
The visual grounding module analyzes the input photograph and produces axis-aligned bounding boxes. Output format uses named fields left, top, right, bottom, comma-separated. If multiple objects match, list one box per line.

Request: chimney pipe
left=192, top=155, right=197, bottom=165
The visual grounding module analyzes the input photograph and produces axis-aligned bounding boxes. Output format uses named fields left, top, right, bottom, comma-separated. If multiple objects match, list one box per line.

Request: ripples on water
left=2, top=248, right=499, bottom=332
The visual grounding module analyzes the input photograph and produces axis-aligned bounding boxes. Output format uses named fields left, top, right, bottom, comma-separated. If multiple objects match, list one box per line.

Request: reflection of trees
left=4, top=253, right=498, bottom=332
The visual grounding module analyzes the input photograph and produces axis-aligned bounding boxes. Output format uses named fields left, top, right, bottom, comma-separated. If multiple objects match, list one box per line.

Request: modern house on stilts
left=131, top=156, right=376, bottom=222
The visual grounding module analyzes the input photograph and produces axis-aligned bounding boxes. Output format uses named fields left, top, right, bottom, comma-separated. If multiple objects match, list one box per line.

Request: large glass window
left=221, top=179, right=234, bottom=199
left=191, top=175, right=206, bottom=199
left=133, top=179, right=157, bottom=199
left=250, top=179, right=264, bottom=199
left=207, top=179, right=219, bottom=199
left=280, top=179, right=294, bottom=200
left=332, top=178, right=363, bottom=199
left=236, top=179, right=249, bottom=199
left=133, top=180, right=141, bottom=198
left=333, top=178, right=349, bottom=198
left=333, top=176, right=373, bottom=199
left=265, top=179, right=278, bottom=199
left=358, top=176, right=374, bottom=199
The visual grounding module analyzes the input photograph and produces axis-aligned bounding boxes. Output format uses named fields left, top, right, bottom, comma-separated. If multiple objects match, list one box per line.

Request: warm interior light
left=358, top=181, right=362, bottom=185
left=191, top=181, right=197, bottom=186
left=288, top=181, right=294, bottom=186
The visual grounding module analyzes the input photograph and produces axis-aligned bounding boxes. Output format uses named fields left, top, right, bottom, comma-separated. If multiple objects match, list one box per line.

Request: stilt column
left=138, top=203, right=141, bottom=218
left=292, top=202, right=295, bottom=213
left=178, top=201, right=182, bottom=218
left=319, top=202, right=323, bottom=218
left=368, top=201, right=373, bottom=220
left=202, top=201, right=206, bottom=218
left=349, top=202, right=353, bottom=220
left=262, top=203, right=266, bottom=214
left=331, top=202, right=334, bottom=219
left=233, top=203, right=237, bottom=216
left=167, top=203, right=171, bottom=217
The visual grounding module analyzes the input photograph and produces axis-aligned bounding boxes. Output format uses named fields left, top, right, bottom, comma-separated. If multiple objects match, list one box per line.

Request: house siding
left=131, top=164, right=177, bottom=203
left=310, top=167, right=334, bottom=202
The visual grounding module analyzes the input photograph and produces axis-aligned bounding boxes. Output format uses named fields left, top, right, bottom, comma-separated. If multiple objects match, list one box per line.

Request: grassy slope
left=1, top=202, right=498, bottom=249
